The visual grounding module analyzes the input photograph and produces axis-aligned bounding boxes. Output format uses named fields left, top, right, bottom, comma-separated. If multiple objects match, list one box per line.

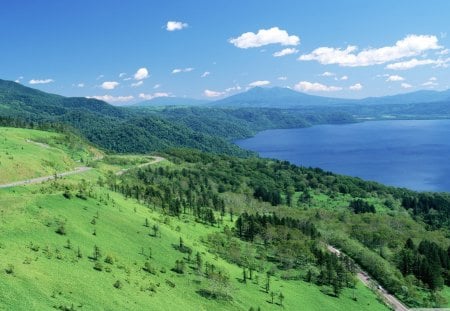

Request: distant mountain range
left=209, top=87, right=450, bottom=108
left=132, top=86, right=450, bottom=108
left=134, top=96, right=210, bottom=107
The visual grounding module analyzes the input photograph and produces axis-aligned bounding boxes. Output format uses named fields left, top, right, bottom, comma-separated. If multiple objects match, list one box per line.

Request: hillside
left=2, top=128, right=450, bottom=309
left=0, top=79, right=249, bottom=157
left=0, top=127, right=101, bottom=184
left=0, top=127, right=389, bottom=311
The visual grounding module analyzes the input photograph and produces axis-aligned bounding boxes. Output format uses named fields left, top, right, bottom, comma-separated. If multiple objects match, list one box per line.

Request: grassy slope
left=0, top=128, right=388, bottom=311
left=0, top=127, right=101, bottom=184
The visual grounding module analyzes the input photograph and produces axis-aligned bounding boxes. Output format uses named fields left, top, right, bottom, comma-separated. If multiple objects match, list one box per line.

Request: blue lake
left=235, top=120, right=450, bottom=192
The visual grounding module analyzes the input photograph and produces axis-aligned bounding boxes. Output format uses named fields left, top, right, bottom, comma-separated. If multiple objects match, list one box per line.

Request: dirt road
left=327, top=245, right=409, bottom=311
left=0, top=156, right=165, bottom=189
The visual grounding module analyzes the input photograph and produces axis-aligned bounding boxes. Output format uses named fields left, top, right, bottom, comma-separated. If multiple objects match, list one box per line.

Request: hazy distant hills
left=210, top=86, right=450, bottom=108
left=134, top=96, right=210, bottom=107
left=211, top=87, right=356, bottom=108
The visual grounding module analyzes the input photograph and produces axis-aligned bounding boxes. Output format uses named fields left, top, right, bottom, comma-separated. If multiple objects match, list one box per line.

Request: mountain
left=211, top=87, right=356, bottom=108
left=0, top=79, right=248, bottom=156
left=134, top=96, right=210, bottom=107
left=358, top=89, right=450, bottom=105
left=0, top=79, right=125, bottom=118
left=211, top=86, right=450, bottom=108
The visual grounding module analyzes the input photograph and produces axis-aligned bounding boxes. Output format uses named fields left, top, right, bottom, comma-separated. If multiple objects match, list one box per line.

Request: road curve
left=0, top=156, right=165, bottom=189
left=115, top=156, right=165, bottom=176
left=327, top=245, right=409, bottom=311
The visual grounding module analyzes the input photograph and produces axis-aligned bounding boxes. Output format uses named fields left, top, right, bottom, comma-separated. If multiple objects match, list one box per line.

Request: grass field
left=0, top=127, right=390, bottom=310
left=0, top=127, right=102, bottom=184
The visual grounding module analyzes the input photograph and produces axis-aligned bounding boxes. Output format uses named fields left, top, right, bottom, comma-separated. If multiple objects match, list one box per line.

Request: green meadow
left=0, top=127, right=388, bottom=311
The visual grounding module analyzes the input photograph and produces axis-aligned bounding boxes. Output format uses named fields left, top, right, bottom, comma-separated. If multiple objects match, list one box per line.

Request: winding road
left=0, top=156, right=165, bottom=189
left=327, top=245, right=409, bottom=311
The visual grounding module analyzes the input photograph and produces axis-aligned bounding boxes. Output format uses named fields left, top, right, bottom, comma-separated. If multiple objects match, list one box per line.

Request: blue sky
left=1, top=0, right=449, bottom=104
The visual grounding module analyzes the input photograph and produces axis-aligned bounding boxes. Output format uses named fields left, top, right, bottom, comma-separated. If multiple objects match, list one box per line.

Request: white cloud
left=134, top=67, right=149, bottom=80
left=166, top=21, right=188, bottom=31
left=201, top=71, right=210, bottom=78
left=429, top=77, right=437, bottom=81
left=131, top=81, right=143, bottom=87
left=101, top=81, right=119, bottom=90
left=249, top=80, right=271, bottom=87
left=320, top=71, right=335, bottom=77
left=76, top=83, right=85, bottom=88
left=401, top=83, right=413, bottom=89
left=299, top=34, right=442, bottom=67
left=87, top=95, right=134, bottom=103
left=138, top=92, right=170, bottom=100
left=437, top=49, right=449, bottom=55
left=340, top=75, right=348, bottom=80
left=153, top=84, right=161, bottom=89
left=204, top=89, right=225, bottom=97
left=229, top=27, right=300, bottom=49
left=172, top=67, right=194, bottom=74
left=278, top=76, right=288, bottom=80
left=96, top=74, right=104, bottom=80
left=386, top=75, right=405, bottom=82
left=422, top=81, right=438, bottom=87
left=15, top=76, right=23, bottom=83
left=29, top=79, right=54, bottom=84
left=225, top=85, right=242, bottom=92
left=349, top=83, right=363, bottom=91
left=273, top=48, right=299, bottom=57
left=386, top=58, right=436, bottom=70
left=119, top=72, right=127, bottom=78
left=294, top=81, right=342, bottom=92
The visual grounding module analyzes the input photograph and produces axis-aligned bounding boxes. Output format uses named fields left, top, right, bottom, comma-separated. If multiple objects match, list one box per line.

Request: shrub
left=113, top=280, right=122, bottom=289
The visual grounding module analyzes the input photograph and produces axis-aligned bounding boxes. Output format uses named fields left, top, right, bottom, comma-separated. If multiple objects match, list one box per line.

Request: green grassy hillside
left=0, top=128, right=388, bottom=311
left=0, top=127, right=102, bottom=184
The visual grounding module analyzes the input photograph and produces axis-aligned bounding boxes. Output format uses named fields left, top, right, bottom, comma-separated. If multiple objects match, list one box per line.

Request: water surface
left=236, top=120, right=450, bottom=192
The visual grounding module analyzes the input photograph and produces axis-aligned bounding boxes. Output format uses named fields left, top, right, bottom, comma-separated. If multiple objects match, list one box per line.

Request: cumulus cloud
left=15, top=76, right=24, bottom=83
left=131, top=81, right=143, bottom=87
left=138, top=92, right=170, bottom=100
left=299, top=35, right=442, bottom=67
left=320, top=71, right=335, bottom=77
left=248, top=80, right=270, bottom=87
left=166, top=21, right=188, bottom=31
left=225, top=85, right=242, bottom=92
left=201, top=71, right=210, bottom=78
left=385, top=58, right=437, bottom=70
left=229, top=27, right=300, bottom=49
left=386, top=75, right=405, bottom=82
left=101, top=81, right=119, bottom=90
left=422, top=77, right=439, bottom=87
left=204, top=89, right=225, bottom=97
left=87, top=95, right=134, bottom=103
left=340, top=75, right=349, bottom=80
left=134, top=67, right=149, bottom=80
left=76, top=83, right=85, bottom=88
left=278, top=76, right=288, bottom=80
left=172, top=67, right=194, bottom=74
left=401, top=83, right=413, bottom=89
left=422, top=81, right=438, bottom=87
left=119, top=72, right=127, bottom=78
left=349, top=83, right=363, bottom=91
left=29, top=79, right=54, bottom=84
left=294, top=81, right=342, bottom=92
left=273, top=48, right=299, bottom=57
